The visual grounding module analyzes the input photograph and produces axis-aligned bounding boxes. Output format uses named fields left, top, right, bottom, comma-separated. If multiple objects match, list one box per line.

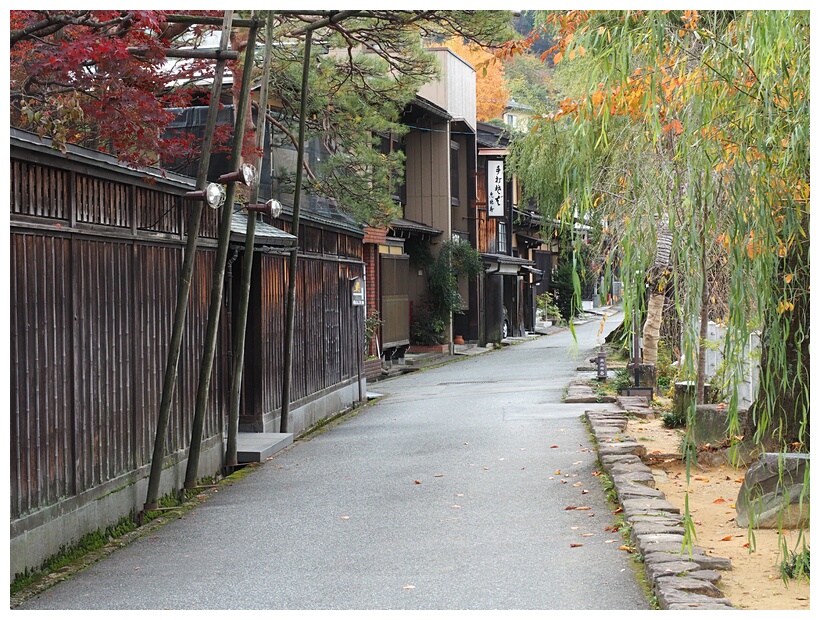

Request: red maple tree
left=9, top=10, right=232, bottom=169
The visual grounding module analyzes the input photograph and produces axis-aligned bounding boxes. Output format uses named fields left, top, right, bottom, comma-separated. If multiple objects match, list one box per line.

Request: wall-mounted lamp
left=218, top=163, right=259, bottom=187
left=245, top=199, right=282, bottom=219
left=184, top=182, right=226, bottom=209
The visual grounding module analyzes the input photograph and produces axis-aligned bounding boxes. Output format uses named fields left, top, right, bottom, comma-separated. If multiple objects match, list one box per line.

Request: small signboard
left=488, top=160, right=504, bottom=217
left=351, top=276, right=365, bottom=306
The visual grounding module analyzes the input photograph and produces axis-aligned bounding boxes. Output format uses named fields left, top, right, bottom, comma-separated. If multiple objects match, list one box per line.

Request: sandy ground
left=629, top=417, right=810, bottom=610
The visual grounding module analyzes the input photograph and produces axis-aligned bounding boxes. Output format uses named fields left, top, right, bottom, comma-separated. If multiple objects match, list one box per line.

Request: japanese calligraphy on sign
left=488, top=160, right=504, bottom=217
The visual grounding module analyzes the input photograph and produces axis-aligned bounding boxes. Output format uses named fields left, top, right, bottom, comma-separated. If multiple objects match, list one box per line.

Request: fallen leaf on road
left=573, top=461, right=583, bottom=465
left=587, top=513, right=596, bottom=517
left=581, top=489, right=589, bottom=494
left=605, top=540, right=618, bottom=543
left=565, top=505, right=577, bottom=510
left=713, top=498, right=726, bottom=504
left=403, top=585, right=415, bottom=589
left=576, top=506, right=591, bottom=511
left=550, top=445, right=559, bottom=449
left=414, top=480, right=422, bottom=484
left=561, top=479, right=568, bottom=484
left=483, top=467, right=489, bottom=470
left=434, top=474, right=444, bottom=477
left=555, top=470, right=562, bottom=475
left=571, top=526, right=580, bottom=530
left=573, top=482, right=583, bottom=487
left=582, top=533, right=594, bottom=537
left=570, top=543, right=583, bottom=548
left=614, top=507, right=623, bottom=514
left=619, top=545, right=632, bottom=552
left=452, top=505, right=462, bottom=509
left=720, top=535, right=733, bottom=541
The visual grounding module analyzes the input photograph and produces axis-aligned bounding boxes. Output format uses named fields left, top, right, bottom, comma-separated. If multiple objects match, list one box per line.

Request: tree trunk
left=641, top=221, right=673, bottom=367
left=744, top=234, right=809, bottom=452
left=641, top=292, right=664, bottom=366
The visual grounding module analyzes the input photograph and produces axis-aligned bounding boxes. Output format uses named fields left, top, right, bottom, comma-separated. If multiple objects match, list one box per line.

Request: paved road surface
left=18, top=311, right=651, bottom=610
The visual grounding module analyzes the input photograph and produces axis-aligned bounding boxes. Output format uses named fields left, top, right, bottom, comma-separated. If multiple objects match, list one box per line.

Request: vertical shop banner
left=488, top=160, right=504, bottom=217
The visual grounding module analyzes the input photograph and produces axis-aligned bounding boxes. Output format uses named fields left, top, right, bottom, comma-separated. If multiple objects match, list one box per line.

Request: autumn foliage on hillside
left=442, top=36, right=509, bottom=122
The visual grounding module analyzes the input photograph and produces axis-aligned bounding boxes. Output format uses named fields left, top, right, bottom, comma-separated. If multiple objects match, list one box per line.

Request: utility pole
left=279, top=28, right=313, bottom=434
left=182, top=13, right=260, bottom=487
left=223, top=12, right=274, bottom=470
left=144, top=11, right=234, bottom=511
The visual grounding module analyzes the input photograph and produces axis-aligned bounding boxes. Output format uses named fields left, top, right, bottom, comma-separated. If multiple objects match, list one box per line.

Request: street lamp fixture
left=246, top=199, right=282, bottom=219
left=218, top=163, right=259, bottom=187
left=184, top=182, right=226, bottom=209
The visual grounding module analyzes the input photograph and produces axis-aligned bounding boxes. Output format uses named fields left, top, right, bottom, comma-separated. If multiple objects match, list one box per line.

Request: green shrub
left=408, top=239, right=482, bottom=345
left=536, top=291, right=563, bottom=323
left=780, top=546, right=810, bottom=581
left=612, top=367, right=633, bottom=393
left=662, top=409, right=687, bottom=429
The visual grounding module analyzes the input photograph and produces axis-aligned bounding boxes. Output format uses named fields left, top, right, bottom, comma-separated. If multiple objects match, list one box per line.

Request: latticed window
left=497, top=221, right=507, bottom=253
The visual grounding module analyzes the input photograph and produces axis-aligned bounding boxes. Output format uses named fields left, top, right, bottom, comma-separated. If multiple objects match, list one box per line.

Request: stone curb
left=584, top=406, right=735, bottom=610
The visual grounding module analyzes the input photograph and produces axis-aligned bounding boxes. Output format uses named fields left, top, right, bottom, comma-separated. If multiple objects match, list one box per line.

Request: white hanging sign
left=488, top=160, right=504, bottom=217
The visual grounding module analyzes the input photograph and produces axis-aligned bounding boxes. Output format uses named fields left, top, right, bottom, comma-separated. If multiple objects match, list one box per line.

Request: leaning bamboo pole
left=222, top=12, right=274, bottom=471
left=144, top=10, right=234, bottom=511
left=182, top=13, right=260, bottom=487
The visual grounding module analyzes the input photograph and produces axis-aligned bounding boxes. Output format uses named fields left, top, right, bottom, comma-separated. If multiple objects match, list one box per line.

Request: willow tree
left=510, top=8, right=809, bottom=455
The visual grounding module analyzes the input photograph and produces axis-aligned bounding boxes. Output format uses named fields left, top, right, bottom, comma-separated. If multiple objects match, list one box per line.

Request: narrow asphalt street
left=18, top=310, right=651, bottom=610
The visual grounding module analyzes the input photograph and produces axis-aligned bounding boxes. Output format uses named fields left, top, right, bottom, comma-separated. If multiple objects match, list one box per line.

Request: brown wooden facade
left=10, top=128, right=365, bottom=577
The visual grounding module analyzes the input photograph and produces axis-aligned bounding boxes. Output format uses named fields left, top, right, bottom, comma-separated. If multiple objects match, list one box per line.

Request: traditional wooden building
left=10, top=126, right=366, bottom=579
left=474, top=121, right=543, bottom=340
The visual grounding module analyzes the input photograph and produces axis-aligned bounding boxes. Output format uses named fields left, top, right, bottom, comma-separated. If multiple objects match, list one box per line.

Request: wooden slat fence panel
left=136, top=187, right=179, bottom=234
left=323, top=261, right=342, bottom=387
left=132, top=243, right=180, bottom=465
left=10, top=233, right=74, bottom=519
left=76, top=174, right=130, bottom=228
left=10, top=160, right=70, bottom=220
left=70, top=237, right=133, bottom=491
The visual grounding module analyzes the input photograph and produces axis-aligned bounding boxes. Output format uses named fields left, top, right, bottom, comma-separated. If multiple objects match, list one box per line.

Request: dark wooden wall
left=11, top=136, right=364, bottom=523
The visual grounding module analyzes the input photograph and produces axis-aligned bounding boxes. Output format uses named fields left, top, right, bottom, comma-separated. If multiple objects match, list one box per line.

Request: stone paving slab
left=622, top=498, right=681, bottom=515
left=655, top=575, right=725, bottom=597
left=643, top=551, right=733, bottom=571
left=645, top=560, right=703, bottom=582
left=584, top=397, right=736, bottom=610
left=626, top=513, right=684, bottom=526
left=617, top=482, right=667, bottom=500
left=597, top=442, right=647, bottom=458
left=629, top=521, right=686, bottom=539
left=657, top=589, right=734, bottom=609
left=685, top=569, right=724, bottom=583
left=613, top=471, right=656, bottom=487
